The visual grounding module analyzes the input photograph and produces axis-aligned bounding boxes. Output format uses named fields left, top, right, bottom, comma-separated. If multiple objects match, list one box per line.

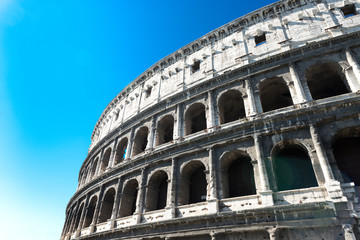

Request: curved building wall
left=62, top=0, right=360, bottom=239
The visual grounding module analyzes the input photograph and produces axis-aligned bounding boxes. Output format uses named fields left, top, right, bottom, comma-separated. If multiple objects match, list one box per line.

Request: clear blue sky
left=0, top=0, right=275, bottom=239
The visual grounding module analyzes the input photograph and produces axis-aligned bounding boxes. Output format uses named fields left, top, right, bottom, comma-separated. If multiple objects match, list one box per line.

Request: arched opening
left=221, top=151, right=256, bottom=198
left=180, top=161, right=207, bottom=205
left=73, top=203, right=84, bottom=232
left=305, top=62, right=349, bottom=100
left=218, top=90, right=246, bottom=124
left=145, top=170, right=168, bottom=211
left=84, top=196, right=97, bottom=228
left=98, top=188, right=115, bottom=223
left=90, top=157, right=98, bottom=179
left=119, top=179, right=138, bottom=217
left=100, top=148, right=111, bottom=174
left=332, top=128, right=360, bottom=188
left=132, top=127, right=148, bottom=156
left=115, top=138, right=128, bottom=164
left=185, top=103, right=207, bottom=136
left=259, top=77, right=293, bottom=112
left=156, top=115, right=174, bottom=146
left=273, top=144, right=317, bottom=191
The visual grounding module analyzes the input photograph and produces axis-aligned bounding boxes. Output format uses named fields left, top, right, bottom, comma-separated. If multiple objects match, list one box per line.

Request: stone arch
left=218, top=89, right=246, bottom=124
left=132, top=126, right=149, bottom=156
left=145, top=170, right=168, bottom=211
left=220, top=150, right=256, bottom=198
left=179, top=160, right=207, bottom=205
left=115, top=138, right=128, bottom=165
left=100, top=148, right=112, bottom=174
left=98, top=188, right=116, bottom=223
left=156, top=115, right=174, bottom=146
left=332, top=127, right=360, bottom=187
left=90, top=157, right=99, bottom=179
left=65, top=206, right=75, bottom=234
left=119, top=179, right=138, bottom=217
left=272, top=141, right=318, bottom=191
left=259, top=77, right=293, bottom=112
left=73, top=202, right=84, bottom=232
left=305, top=62, right=350, bottom=100
left=83, top=195, right=97, bottom=228
left=185, top=103, right=207, bottom=136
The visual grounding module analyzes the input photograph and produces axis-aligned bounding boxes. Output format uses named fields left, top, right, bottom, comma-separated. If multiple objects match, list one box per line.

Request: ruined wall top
left=89, top=0, right=360, bottom=151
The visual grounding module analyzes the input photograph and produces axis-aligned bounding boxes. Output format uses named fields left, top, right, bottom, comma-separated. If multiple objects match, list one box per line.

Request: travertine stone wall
left=62, top=0, right=360, bottom=239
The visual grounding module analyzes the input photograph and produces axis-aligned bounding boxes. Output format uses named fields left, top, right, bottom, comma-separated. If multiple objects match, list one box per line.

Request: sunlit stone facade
left=62, top=0, right=360, bottom=239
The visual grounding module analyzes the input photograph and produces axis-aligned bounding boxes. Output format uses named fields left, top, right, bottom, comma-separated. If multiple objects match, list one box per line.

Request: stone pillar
left=207, top=147, right=219, bottom=214
left=289, top=63, right=307, bottom=103
left=95, top=148, right=104, bottom=176
left=110, top=177, right=123, bottom=229
left=244, top=79, right=257, bottom=116
left=207, top=90, right=217, bottom=129
left=267, top=227, right=278, bottom=240
left=90, top=186, right=105, bottom=233
left=346, top=48, right=360, bottom=87
left=174, top=104, right=183, bottom=140
left=125, top=127, right=135, bottom=160
left=254, top=134, right=273, bottom=205
left=135, top=168, right=146, bottom=223
left=210, top=231, right=218, bottom=240
left=120, top=103, right=126, bottom=125
left=146, top=116, right=156, bottom=151
left=309, top=124, right=346, bottom=201
left=343, top=224, right=357, bottom=240
left=109, top=139, right=118, bottom=168
left=166, top=158, right=177, bottom=218
left=75, top=195, right=89, bottom=237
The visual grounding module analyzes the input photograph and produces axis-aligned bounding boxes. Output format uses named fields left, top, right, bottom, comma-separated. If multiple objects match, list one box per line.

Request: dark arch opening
left=145, top=170, right=168, bottom=211
left=84, top=196, right=97, bottom=228
left=119, top=179, right=138, bottom=217
left=218, top=90, right=246, bottom=124
left=221, top=151, right=256, bottom=198
left=185, top=103, right=207, bottom=136
left=259, top=77, right=293, bottom=112
left=273, top=145, right=318, bottom=191
left=132, top=127, right=149, bottom=156
left=100, top=148, right=111, bottom=174
left=332, top=131, right=360, bottom=187
left=90, top=158, right=98, bottom=179
left=115, top=138, right=128, bottom=164
left=180, top=161, right=207, bottom=205
left=156, top=115, right=174, bottom=146
left=98, top=188, right=115, bottom=223
left=305, top=62, right=349, bottom=100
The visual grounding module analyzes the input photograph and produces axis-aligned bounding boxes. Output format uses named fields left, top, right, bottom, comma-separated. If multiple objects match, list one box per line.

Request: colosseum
left=61, top=0, right=360, bottom=239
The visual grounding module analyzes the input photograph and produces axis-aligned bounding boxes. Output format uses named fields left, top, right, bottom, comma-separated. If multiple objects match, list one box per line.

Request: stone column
left=125, top=127, right=135, bottom=160
left=166, top=157, right=177, bottom=218
left=146, top=116, right=156, bottom=151
left=210, top=231, right=218, bottom=240
left=289, top=63, right=307, bottom=103
left=267, top=227, right=278, bottom=240
left=343, top=224, right=357, bottom=240
left=207, top=147, right=219, bottom=214
left=109, top=139, right=118, bottom=168
left=346, top=48, right=360, bottom=87
left=207, top=90, right=217, bottom=129
left=244, top=79, right=257, bottom=116
left=120, top=103, right=126, bottom=125
left=135, top=168, right=147, bottom=223
left=174, top=104, right=183, bottom=140
left=110, top=177, right=123, bottom=229
left=75, top=195, right=89, bottom=237
left=309, top=124, right=346, bottom=201
left=90, top=186, right=105, bottom=233
left=95, top=148, right=104, bottom=176
left=254, top=134, right=273, bottom=205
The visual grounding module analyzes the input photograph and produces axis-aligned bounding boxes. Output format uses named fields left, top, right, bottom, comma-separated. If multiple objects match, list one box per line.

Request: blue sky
left=0, top=1, right=275, bottom=239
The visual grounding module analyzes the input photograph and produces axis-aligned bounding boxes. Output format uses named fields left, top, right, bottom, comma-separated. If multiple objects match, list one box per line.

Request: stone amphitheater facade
left=61, top=0, right=360, bottom=239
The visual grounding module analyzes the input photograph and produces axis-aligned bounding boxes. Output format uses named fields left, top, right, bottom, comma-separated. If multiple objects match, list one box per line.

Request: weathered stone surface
left=62, top=0, right=360, bottom=239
